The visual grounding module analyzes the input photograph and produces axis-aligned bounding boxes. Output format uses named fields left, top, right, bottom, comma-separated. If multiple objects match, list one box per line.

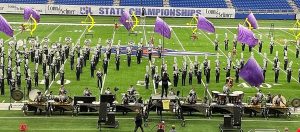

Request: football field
left=0, top=14, right=299, bottom=131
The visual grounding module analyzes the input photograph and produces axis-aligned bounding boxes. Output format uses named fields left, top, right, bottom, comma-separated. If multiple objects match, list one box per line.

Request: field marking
left=226, top=29, right=299, bottom=83
left=142, top=18, right=148, bottom=45
left=46, top=26, right=87, bottom=94
left=7, top=22, right=300, bottom=30
left=172, top=30, right=213, bottom=99
left=100, top=28, right=116, bottom=94
left=254, top=30, right=296, bottom=55
left=148, top=61, right=157, bottom=94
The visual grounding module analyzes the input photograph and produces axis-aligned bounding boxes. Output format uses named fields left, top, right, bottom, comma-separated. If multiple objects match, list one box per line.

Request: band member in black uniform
left=44, top=71, right=50, bottom=91
left=16, top=71, right=22, bottom=88
left=173, top=70, right=179, bottom=87
left=298, top=67, right=300, bottom=83
left=286, top=62, right=292, bottom=83
left=60, top=69, right=64, bottom=85
left=145, top=72, right=149, bottom=89
left=154, top=72, right=160, bottom=89
left=25, top=75, right=32, bottom=95
left=233, top=34, right=237, bottom=49
left=241, top=43, right=245, bottom=51
left=196, top=66, right=202, bottom=84
left=6, top=66, right=12, bottom=85
left=224, top=64, right=231, bottom=78
left=188, top=68, right=193, bottom=85
left=258, top=34, right=263, bottom=53
left=115, top=55, right=120, bottom=71
left=127, top=46, right=132, bottom=67
left=34, top=69, right=38, bottom=87
left=224, top=33, right=229, bottom=51
left=181, top=64, right=187, bottom=86
left=161, top=72, right=170, bottom=98
left=136, top=46, right=142, bottom=64
left=215, top=66, right=220, bottom=83
left=96, top=70, right=103, bottom=89
left=0, top=72, right=4, bottom=95
left=76, top=64, right=80, bottom=81
left=70, top=51, right=75, bottom=70
left=233, top=64, right=240, bottom=83
left=103, top=56, right=108, bottom=74
left=274, top=63, right=280, bottom=83
left=270, top=37, right=274, bottom=54
left=148, top=47, right=152, bottom=61
left=283, top=55, right=288, bottom=70
left=205, top=61, right=211, bottom=84
left=90, top=60, right=95, bottom=77
left=214, top=35, right=218, bottom=51
left=51, top=62, right=55, bottom=81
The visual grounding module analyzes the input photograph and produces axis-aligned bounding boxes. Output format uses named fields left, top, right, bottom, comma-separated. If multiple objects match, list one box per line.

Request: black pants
left=182, top=76, right=186, bottom=86
left=216, top=75, right=219, bottom=83
left=134, top=125, right=144, bottom=132
left=270, top=47, right=273, bottom=54
left=287, top=75, right=291, bottom=83
left=189, top=77, right=192, bottom=85
left=296, top=50, right=299, bottom=58
left=97, top=79, right=102, bottom=88
left=161, top=85, right=168, bottom=97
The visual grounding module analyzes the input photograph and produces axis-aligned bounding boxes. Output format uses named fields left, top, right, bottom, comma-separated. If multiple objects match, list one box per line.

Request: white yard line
left=100, top=28, right=116, bottom=94
left=254, top=30, right=296, bottom=54
left=45, top=26, right=87, bottom=94
left=142, top=18, right=148, bottom=45
left=148, top=61, right=157, bottom=94
left=226, top=29, right=299, bottom=83
left=172, top=30, right=213, bottom=99
left=7, top=22, right=300, bottom=30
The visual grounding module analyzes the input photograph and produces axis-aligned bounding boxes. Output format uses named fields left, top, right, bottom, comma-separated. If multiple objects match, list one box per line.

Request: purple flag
left=24, top=7, right=40, bottom=23
left=197, top=15, right=215, bottom=33
left=237, top=24, right=258, bottom=47
left=154, top=17, right=171, bottom=39
left=0, top=15, right=14, bottom=37
left=245, top=13, right=258, bottom=29
left=119, top=11, right=133, bottom=31
left=239, top=57, right=264, bottom=87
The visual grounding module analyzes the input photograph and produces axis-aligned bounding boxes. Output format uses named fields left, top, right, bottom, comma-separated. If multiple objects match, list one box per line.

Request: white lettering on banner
left=238, top=83, right=273, bottom=89
left=0, top=3, right=235, bottom=18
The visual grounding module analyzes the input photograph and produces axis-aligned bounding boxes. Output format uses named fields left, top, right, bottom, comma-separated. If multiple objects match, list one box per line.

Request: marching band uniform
left=96, top=70, right=103, bottom=89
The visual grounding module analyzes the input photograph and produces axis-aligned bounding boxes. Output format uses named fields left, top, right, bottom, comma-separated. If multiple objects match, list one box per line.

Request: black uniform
left=76, top=65, right=80, bottom=81
left=60, top=70, right=64, bottom=85
left=274, top=67, right=280, bottom=83
left=224, top=39, right=229, bottom=51
left=215, top=67, right=220, bottom=83
left=136, top=48, right=142, bottom=64
left=234, top=66, right=240, bottom=83
left=145, top=73, right=149, bottom=89
left=161, top=73, right=170, bottom=98
left=103, top=58, right=108, bottom=74
left=154, top=74, right=160, bottom=89
left=263, top=67, right=267, bottom=82
left=115, top=55, right=120, bottom=71
left=44, top=73, right=50, bottom=91
left=283, top=57, right=288, bottom=70
left=205, top=67, right=211, bottom=84
left=258, top=40, right=263, bottom=53
left=241, top=43, right=245, bottom=51
left=214, top=40, right=218, bottom=51
left=182, top=68, right=187, bottom=86
left=127, top=51, right=131, bottom=67
left=287, top=68, right=292, bottom=83
left=296, top=45, right=299, bottom=58
left=16, top=72, right=21, bottom=88
left=270, top=42, right=274, bottom=54
left=34, top=70, right=38, bottom=87
left=0, top=75, right=4, bottom=95
left=90, top=61, right=95, bottom=77
left=96, top=71, right=103, bottom=89
left=173, top=71, right=179, bottom=87
left=196, top=70, right=202, bottom=84
left=51, top=63, right=55, bottom=81
left=25, top=77, right=32, bottom=95
left=248, top=46, right=252, bottom=52
left=188, top=71, right=193, bottom=85
left=70, top=54, right=75, bottom=70
left=233, top=40, right=237, bottom=49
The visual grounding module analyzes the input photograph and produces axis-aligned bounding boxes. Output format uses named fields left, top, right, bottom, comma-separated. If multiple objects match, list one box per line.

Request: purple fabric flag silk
left=0, top=15, right=14, bottom=37
left=237, top=24, right=258, bottom=47
left=24, top=7, right=40, bottom=23
left=119, top=11, right=133, bottom=31
left=239, top=57, right=264, bottom=87
left=246, top=13, right=258, bottom=29
left=197, top=15, right=215, bottom=33
left=154, top=17, right=171, bottom=39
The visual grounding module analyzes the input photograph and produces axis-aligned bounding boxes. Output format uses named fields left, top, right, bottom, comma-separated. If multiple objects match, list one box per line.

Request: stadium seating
left=232, top=0, right=291, bottom=10
left=120, top=0, right=163, bottom=7
left=294, top=0, right=300, bottom=8
left=54, top=0, right=113, bottom=6
left=169, top=0, right=227, bottom=8
left=0, top=0, right=47, bottom=4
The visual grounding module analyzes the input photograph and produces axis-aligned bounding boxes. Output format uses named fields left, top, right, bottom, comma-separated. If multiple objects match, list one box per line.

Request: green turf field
left=0, top=14, right=299, bottom=131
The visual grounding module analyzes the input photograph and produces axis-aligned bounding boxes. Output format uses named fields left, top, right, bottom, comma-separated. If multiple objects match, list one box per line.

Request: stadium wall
left=235, top=13, right=295, bottom=20
left=0, top=3, right=235, bottom=18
